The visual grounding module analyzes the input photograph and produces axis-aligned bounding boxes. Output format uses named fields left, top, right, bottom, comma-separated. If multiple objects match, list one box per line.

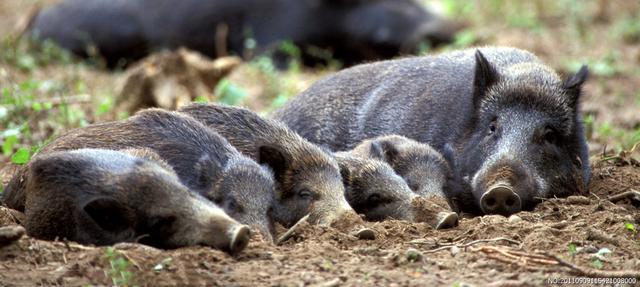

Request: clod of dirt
left=0, top=225, right=26, bottom=247
left=116, top=48, right=241, bottom=113
left=0, top=206, right=23, bottom=226
left=329, top=211, right=365, bottom=232
left=354, top=228, right=376, bottom=240
left=412, top=196, right=458, bottom=228
left=566, top=195, right=591, bottom=205
left=405, top=248, right=423, bottom=263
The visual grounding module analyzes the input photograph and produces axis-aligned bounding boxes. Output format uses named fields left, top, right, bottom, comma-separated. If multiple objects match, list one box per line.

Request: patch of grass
left=247, top=56, right=303, bottom=110
left=564, top=51, right=622, bottom=78
left=625, top=222, right=638, bottom=238
left=593, top=121, right=640, bottom=152
left=0, top=35, right=74, bottom=72
left=567, top=243, right=577, bottom=256
left=1, top=77, right=94, bottom=164
left=613, top=16, right=640, bottom=44
left=103, top=247, right=135, bottom=286
left=214, top=79, right=248, bottom=106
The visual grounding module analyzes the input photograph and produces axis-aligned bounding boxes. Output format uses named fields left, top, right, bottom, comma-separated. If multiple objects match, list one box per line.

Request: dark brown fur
left=350, top=135, right=452, bottom=199
left=274, top=47, right=590, bottom=215
left=334, top=152, right=416, bottom=221
left=3, top=109, right=276, bottom=241
left=23, top=148, right=248, bottom=252
left=179, top=103, right=355, bottom=227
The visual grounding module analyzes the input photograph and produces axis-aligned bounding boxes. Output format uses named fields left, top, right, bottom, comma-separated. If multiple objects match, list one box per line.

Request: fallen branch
left=276, top=214, right=310, bottom=245
left=423, top=237, right=522, bottom=254
left=607, top=189, right=640, bottom=203
left=544, top=252, right=640, bottom=279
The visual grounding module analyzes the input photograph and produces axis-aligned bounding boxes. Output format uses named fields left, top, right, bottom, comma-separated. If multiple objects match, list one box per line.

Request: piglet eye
left=544, top=128, right=558, bottom=145
left=298, top=189, right=313, bottom=199
left=368, top=193, right=381, bottom=203
left=488, top=123, right=497, bottom=134
left=487, top=117, right=498, bottom=135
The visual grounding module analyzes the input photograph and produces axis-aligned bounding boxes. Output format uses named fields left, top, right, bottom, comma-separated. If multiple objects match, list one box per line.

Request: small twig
left=119, top=251, right=142, bottom=271
left=545, top=252, right=640, bottom=279
left=607, top=189, right=640, bottom=203
left=474, top=246, right=558, bottom=266
left=449, top=229, right=474, bottom=243
left=423, top=237, right=522, bottom=254
left=276, top=214, right=310, bottom=245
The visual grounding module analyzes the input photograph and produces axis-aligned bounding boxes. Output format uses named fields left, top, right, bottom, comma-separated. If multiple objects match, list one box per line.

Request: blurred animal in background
left=24, top=0, right=461, bottom=68
left=116, top=49, right=241, bottom=113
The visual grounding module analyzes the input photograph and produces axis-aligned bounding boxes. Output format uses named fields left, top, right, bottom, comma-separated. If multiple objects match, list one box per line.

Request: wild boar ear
left=258, top=145, right=289, bottom=183
left=473, top=50, right=499, bottom=109
left=371, top=140, right=400, bottom=164
left=337, top=160, right=351, bottom=185
left=83, top=198, right=135, bottom=237
left=562, top=65, right=588, bottom=108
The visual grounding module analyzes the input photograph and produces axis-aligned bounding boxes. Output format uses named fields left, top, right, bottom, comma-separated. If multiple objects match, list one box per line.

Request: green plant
left=613, top=16, right=640, bottom=44
left=103, top=247, right=135, bottom=286
left=567, top=243, right=577, bottom=256
left=590, top=247, right=611, bottom=269
left=0, top=35, right=74, bottom=72
left=278, top=40, right=302, bottom=73
left=214, top=79, right=248, bottom=106
left=625, top=222, right=638, bottom=237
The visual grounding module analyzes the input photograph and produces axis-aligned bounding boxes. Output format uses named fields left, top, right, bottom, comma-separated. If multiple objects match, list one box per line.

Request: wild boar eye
left=298, top=188, right=313, bottom=200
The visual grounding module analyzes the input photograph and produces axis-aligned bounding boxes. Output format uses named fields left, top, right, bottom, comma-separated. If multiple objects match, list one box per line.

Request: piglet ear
left=336, top=159, right=352, bottom=186
left=370, top=140, right=400, bottom=164
left=83, top=198, right=134, bottom=237
left=562, top=65, right=588, bottom=107
left=258, top=145, right=289, bottom=183
left=472, top=50, right=500, bottom=109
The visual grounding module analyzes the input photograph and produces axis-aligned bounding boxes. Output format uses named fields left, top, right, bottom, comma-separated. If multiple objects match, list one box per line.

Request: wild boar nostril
left=485, top=198, right=496, bottom=207
left=505, top=198, right=515, bottom=207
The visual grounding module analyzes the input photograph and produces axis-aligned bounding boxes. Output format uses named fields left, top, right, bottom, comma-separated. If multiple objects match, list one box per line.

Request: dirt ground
left=1, top=0, right=640, bottom=286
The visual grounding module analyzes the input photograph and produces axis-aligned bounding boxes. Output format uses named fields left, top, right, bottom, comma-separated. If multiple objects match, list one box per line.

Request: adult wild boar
left=179, top=103, right=356, bottom=228
left=26, top=0, right=457, bottom=67
left=2, top=109, right=276, bottom=242
left=274, top=47, right=590, bottom=216
left=22, top=148, right=251, bottom=253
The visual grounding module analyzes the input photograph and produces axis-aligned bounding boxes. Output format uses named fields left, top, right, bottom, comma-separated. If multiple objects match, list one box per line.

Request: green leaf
left=11, top=147, right=31, bottom=164
left=31, top=102, right=43, bottom=112
left=591, top=258, right=604, bottom=269
left=95, top=98, right=113, bottom=116
left=215, top=79, right=247, bottom=106
left=193, top=95, right=209, bottom=103
left=567, top=243, right=577, bottom=256
left=625, top=222, right=636, bottom=232
left=2, top=135, right=18, bottom=156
